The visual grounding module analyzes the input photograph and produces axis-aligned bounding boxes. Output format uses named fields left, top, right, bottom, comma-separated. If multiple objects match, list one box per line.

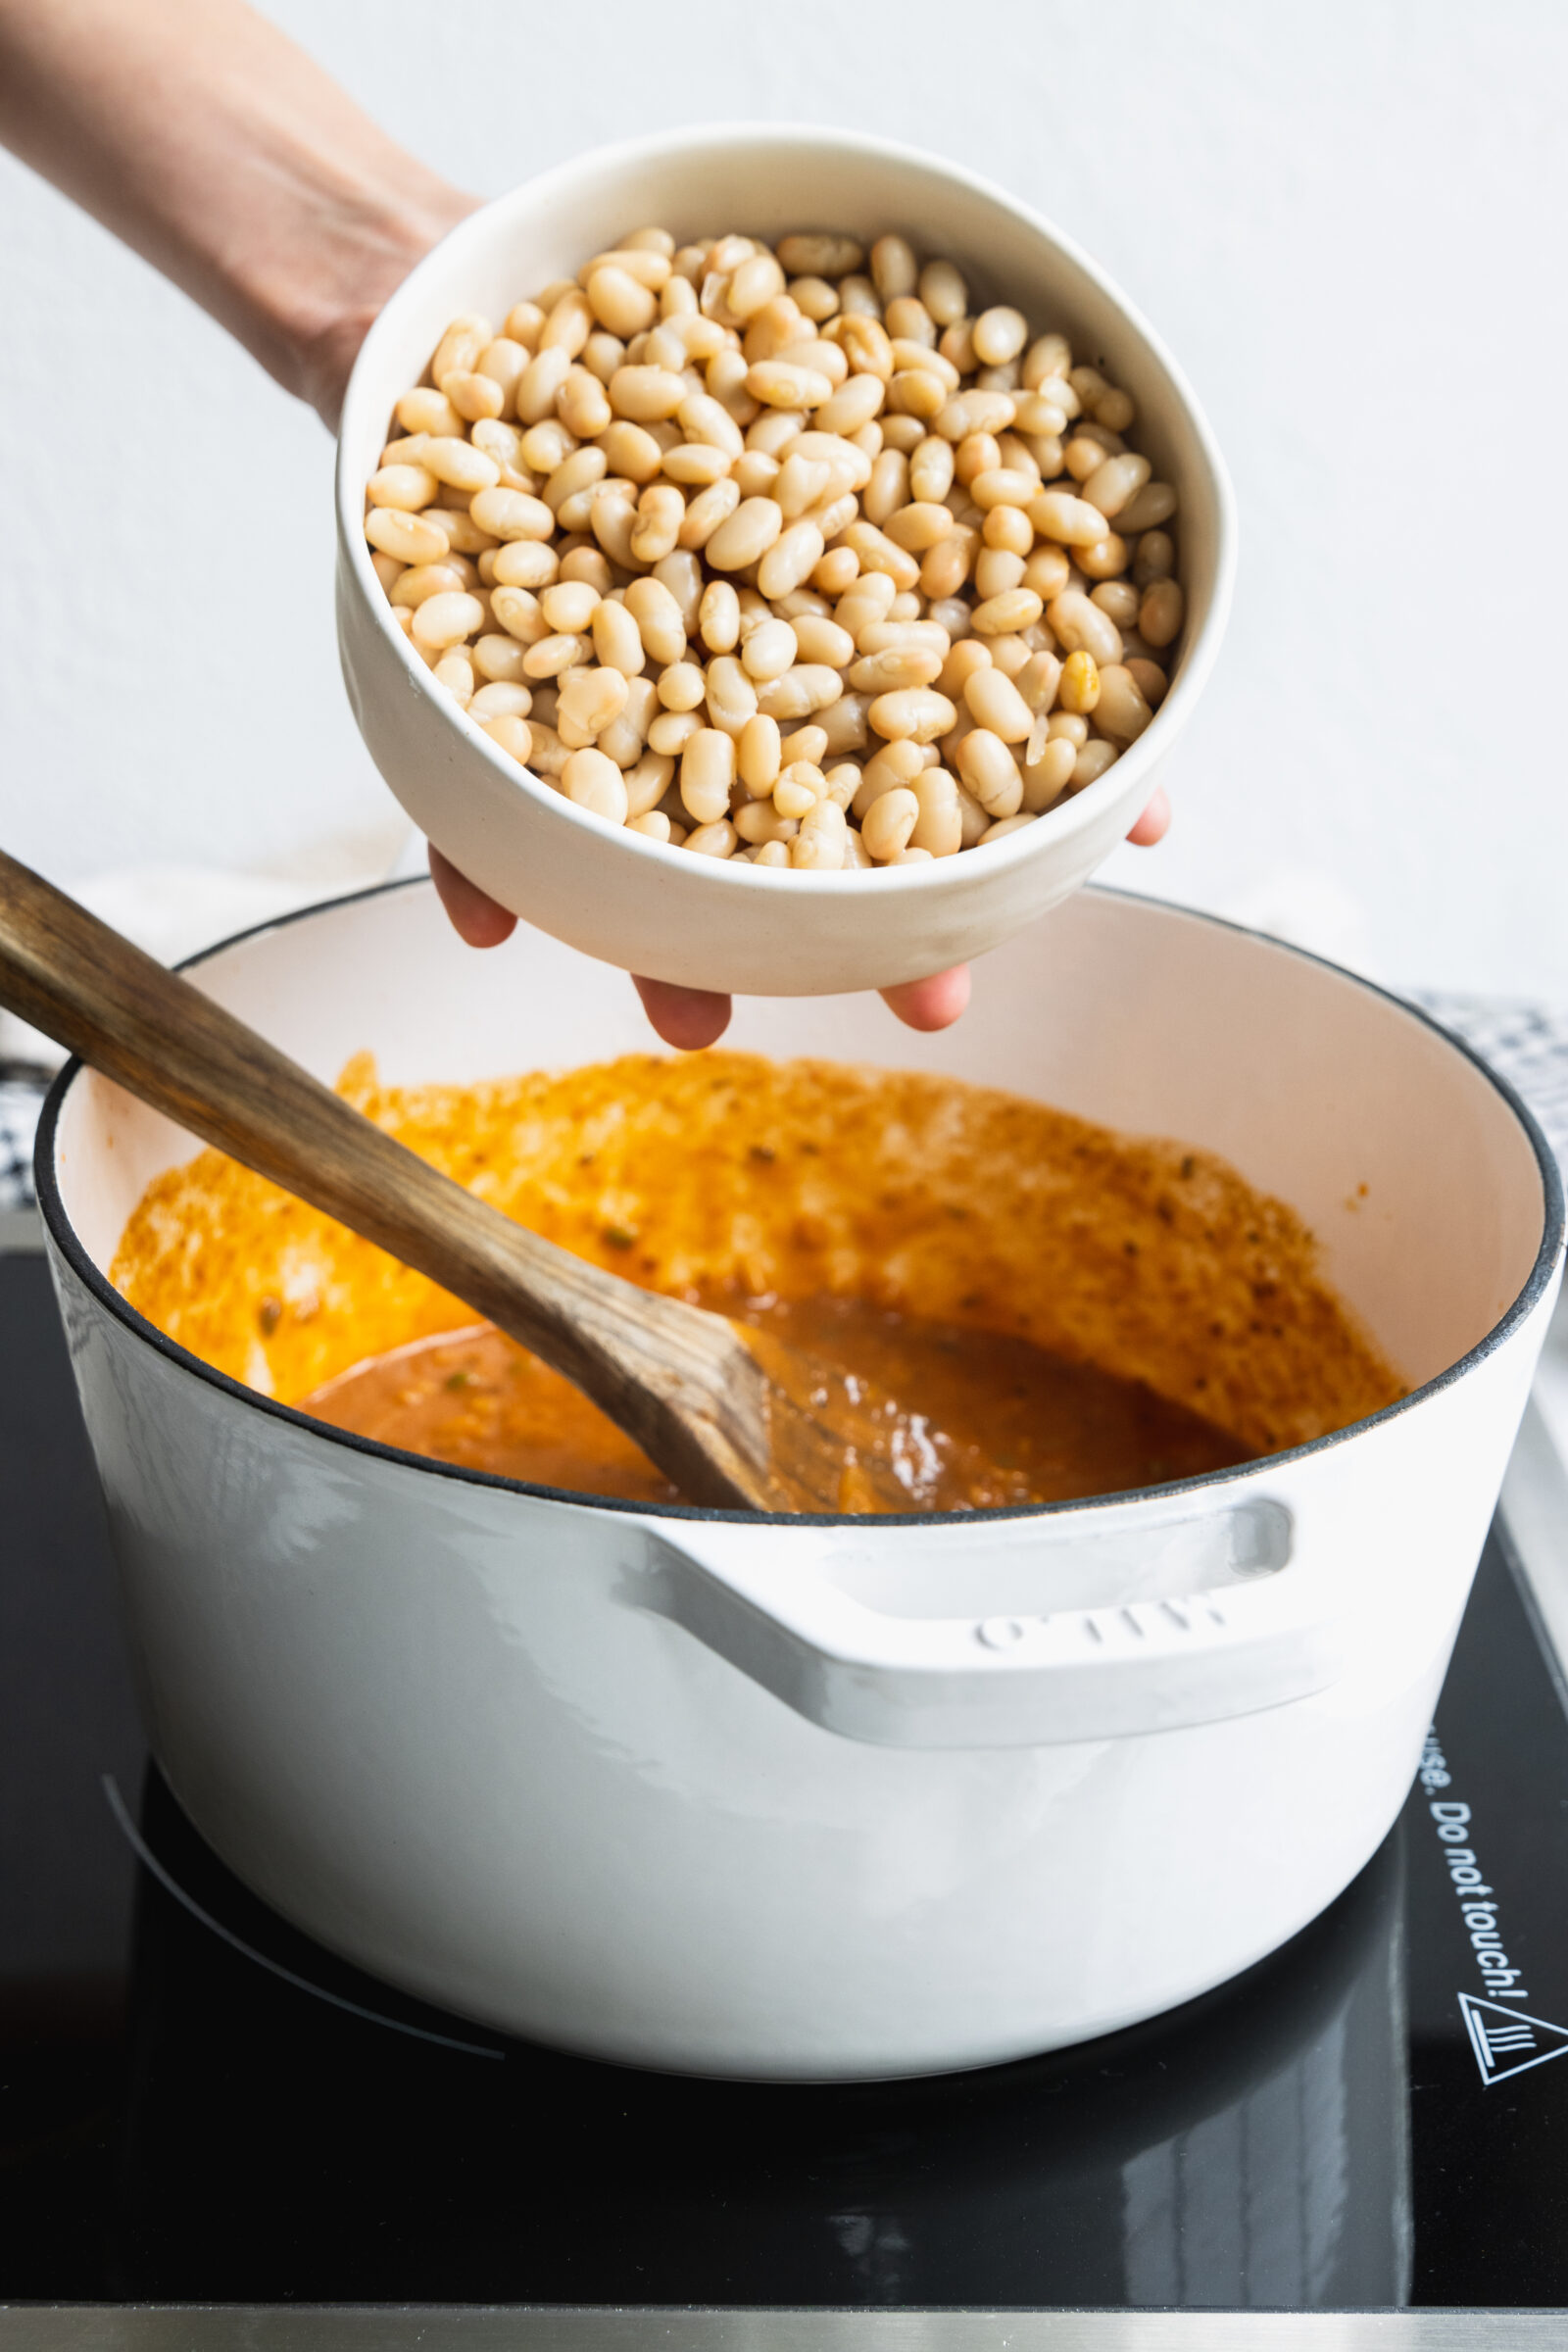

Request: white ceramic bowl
left=337, top=125, right=1237, bottom=998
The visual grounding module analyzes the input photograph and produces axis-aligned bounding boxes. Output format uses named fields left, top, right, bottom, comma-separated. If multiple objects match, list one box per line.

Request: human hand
left=429, top=783, right=1171, bottom=1050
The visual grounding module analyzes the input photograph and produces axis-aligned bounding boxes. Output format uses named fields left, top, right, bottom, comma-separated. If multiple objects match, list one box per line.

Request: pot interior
left=47, top=883, right=1552, bottom=1411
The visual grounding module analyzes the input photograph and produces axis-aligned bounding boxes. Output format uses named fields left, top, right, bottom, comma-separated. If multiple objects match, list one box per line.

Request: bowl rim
left=35, top=878, right=1565, bottom=1530
left=336, top=120, right=1239, bottom=903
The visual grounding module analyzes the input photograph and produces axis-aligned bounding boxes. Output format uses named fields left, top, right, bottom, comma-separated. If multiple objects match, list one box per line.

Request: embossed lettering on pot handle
left=641, top=1493, right=1351, bottom=1748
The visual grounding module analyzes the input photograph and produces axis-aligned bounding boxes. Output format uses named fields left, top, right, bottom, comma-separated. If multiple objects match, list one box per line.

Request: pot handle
left=641, top=1494, right=1348, bottom=1747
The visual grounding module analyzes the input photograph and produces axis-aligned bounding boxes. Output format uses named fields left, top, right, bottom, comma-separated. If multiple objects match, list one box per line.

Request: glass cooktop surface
left=5, top=1248, right=1568, bottom=2316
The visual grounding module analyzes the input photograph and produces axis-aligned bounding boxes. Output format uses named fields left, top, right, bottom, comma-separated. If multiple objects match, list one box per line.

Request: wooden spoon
left=0, top=851, right=908, bottom=1514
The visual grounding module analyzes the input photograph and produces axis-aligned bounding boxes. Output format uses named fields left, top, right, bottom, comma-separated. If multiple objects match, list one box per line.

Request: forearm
left=0, top=0, right=474, bottom=421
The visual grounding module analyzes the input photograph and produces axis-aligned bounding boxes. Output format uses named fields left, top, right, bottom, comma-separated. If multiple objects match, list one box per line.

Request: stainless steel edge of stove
left=1499, top=1294, right=1568, bottom=1691
left=1500, top=1402, right=1568, bottom=1698
left=2, top=2312, right=1567, bottom=2349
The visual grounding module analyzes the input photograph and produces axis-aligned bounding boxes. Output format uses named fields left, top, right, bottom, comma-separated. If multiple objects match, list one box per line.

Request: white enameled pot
left=39, top=885, right=1561, bottom=2082
left=336, top=126, right=1235, bottom=998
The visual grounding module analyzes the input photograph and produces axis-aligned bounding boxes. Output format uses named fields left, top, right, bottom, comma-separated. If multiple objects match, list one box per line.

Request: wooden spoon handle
left=0, top=852, right=773, bottom=1508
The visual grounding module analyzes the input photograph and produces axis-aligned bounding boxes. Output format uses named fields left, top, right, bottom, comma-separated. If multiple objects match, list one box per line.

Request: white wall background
left=1, top=0, right=1564, bottom=996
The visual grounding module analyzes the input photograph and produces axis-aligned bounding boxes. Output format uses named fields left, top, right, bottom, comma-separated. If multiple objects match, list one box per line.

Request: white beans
left=370, top=221, right=1180, bottom=870
left=680, top=727, right=736, bottom=824
left=1048, top=590, right=1124, bottom=666
left=963, top=667, right=1034, bottom=743
left=860, top=786, right=920, bottom=861
left=706, top=496, right=784, bottom=571
left=564, top=747, right=629, bottom=823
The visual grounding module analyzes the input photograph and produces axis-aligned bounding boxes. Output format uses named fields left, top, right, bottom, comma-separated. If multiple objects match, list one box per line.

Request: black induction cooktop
left=5, top=1244, right=1568, bottom=2333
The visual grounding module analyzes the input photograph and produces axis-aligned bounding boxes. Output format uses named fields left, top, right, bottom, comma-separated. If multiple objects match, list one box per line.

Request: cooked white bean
left=468, top=487, right=554, bottom=543
left=412, top=590, right=484, bottom=652
left=1124, top=657, right=1169, bottom=710
left=470, top=634, right=533, bottom=688
left=740, top=616, right=799, bottom=681
left=1072, top=738, right=1120, bottom=789
left=956, top=728, right=1024, bottom=817
left=1080, top=453, right=1151, bottom=519
left=1058, top=650, right=1101, bottom=715
left=916, top=259, right=967, bottom=327
left=563, top=747, right=629, bottom=822
left=962, top=666, right=1034, bottom=742
left=513, top=345, right=570, bottom=425
left=935, top=389, right=1016, bottom=443
left=623, top=809, right=670, bottom=844
left=1092, top=579, right=1142, bottom=631
left=468, top=680, right=534, bottom=723
left=366, top=508, right=449, bottom=565
left=396, top=387, right=466, bottom=438
left=776, top=615, right=847, bottom=671
left=737, top=711, right=782, bottom=794
left=869, top=235, right=918, bottom=303
left=535, top=579, right=598, bottom=635
left=1048, top=589, right=1123, bottom=665
left=1112, top=482, right=1178, bottom=538
left=656, top=660, right=706, bottom=712
left=606, top=366, right=685, bottom=422
left=679, top=583, right=734, bottom=662
left=704, top=654, right=760, bottom=733
left=390, top=560, right=465, bottom=610
left=814, top=373, right=887, bottom=437
left=970, top=588, right=1045, bottom=638
left=523, top=631, right=591, bottom=678
left=1139, top=578, right=1185, bottom=649
left=431, top=314, right=490, bottom=385
left=1092, top=664, right=1155, bottom=745
left=431, top=651, right=475, bottom=703
left=735, top=799, right=800, bottom=845
left=580, top=598, right=638, bottom=678
left=486, top=542, right=557, bottom=596
left=868, top=687, right=956, bottom=743
left=972, top=307, right=1028, bottom=367
left=747, top=361, right=834, bottom=410
left=773, top=761, right=827, bottom=820
left=1028, top=490, right=1110, bottom=547
left=482, top=712, right=534, bottom=766
left=597, top=675, right=659, bottom=767
left=777, top=232, right=863, bottom=279
left=614, top=574, right=682, bottom=665
left=704, top=496, right=784, bottom=571
left=753, top=664, right=842, bottom=720
left=647, top=709, right=701, bottom=756
left=1134, top=530, right=1177, bottom=588
left=368, top=463, right=439, bottom=513
left=1017, top=732, right=1075, bottom=809
left=790, top=797, right=849, bottom=867
left=756, top=520, right=824, bottom=599
left=908, top=765, right=962, bottom=855
left=849, top=643, right=945, bottom=693
left=684, top=818, right=738, bottom=858
left=488, top=585, right=549, bottom=646
left=860, top=786, right=920, bottom=860
left=679, top=727, right=736, bottom=824
left=667, top=475, right=737, bottom=552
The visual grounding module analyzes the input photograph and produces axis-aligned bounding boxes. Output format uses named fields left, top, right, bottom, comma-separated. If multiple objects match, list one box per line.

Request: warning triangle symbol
left=1459, top=1992, right=1568, bottom=2087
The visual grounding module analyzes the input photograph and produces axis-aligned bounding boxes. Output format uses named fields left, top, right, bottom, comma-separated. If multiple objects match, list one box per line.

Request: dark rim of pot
left=34, top=879, right=1568, bottom=1530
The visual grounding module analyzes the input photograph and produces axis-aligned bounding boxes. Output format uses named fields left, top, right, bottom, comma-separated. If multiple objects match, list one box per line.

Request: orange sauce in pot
left=112, top=1052, right=1402, bottom=1510
left=298, top=1301, right=1250, bottom=1510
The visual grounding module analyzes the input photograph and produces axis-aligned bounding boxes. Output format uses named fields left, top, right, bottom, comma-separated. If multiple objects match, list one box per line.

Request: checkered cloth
left=1413, top=995, right=1568, bottom=1181
left=0, top=1067, right=46, bottom=1213
left=2, top=996, right=1567, bottom=1216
